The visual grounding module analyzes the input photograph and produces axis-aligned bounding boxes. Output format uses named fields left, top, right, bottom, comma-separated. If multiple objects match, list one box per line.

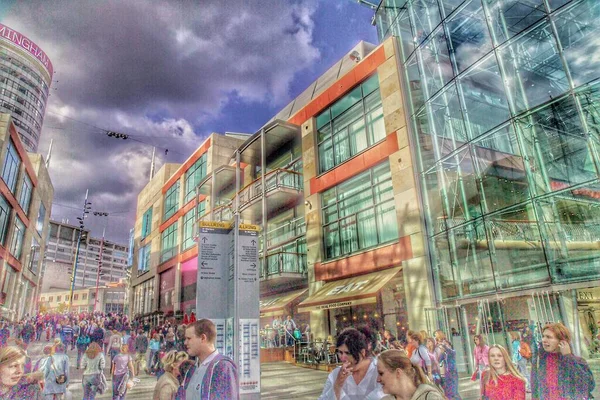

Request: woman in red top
left=481, top=344, right=526, bottom=400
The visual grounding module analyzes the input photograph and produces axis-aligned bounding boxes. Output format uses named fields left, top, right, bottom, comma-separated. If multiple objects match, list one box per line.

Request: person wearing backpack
left=76, top=328, right=92, bottom=369
left=434, top=330, right=461, bottom=400
left=510, top=331, right=530, bottom=391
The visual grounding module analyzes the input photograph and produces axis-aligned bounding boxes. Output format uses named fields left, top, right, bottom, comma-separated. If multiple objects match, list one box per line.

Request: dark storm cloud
left=2, top=0, right=321, bottom=242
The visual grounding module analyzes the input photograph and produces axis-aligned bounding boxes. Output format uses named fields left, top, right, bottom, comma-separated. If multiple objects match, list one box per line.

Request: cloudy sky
left=0, top=0, right=377, bottom=243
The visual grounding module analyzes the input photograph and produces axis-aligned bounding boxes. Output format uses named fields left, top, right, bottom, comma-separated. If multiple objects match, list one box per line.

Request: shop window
left=160, top=222, right=178, bottom=262
left=141, top=207, right=152, bottom=239
left=184, top=153, right=207, bottom=203
left=1, top=140, right=20, bottom=193
left=163, top=181, right=180, bottom=220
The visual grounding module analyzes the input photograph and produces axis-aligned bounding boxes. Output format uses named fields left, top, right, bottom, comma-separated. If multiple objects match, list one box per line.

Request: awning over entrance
left=298, top=268, right=400, bottom=313
left=260, top=288, right=307, bottom=316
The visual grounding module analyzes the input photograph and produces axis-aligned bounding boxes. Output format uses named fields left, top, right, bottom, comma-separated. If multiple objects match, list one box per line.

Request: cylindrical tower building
left=0, top=23, right=53, bottom=152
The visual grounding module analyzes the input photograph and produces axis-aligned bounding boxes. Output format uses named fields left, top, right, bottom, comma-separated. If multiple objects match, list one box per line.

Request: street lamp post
left=69, top=190, right=92, bottom=310
left=93, top=211, right=109, bottom=312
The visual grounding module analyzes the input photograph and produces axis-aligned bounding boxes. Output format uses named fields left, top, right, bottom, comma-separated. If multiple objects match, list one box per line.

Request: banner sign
left=0, top=24, right=53, bottom=77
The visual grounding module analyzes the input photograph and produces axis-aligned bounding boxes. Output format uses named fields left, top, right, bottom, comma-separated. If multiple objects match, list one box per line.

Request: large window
left=0, top=195, right=11, bottom=245
left=182, top=201, right=205, bottom=250
left=163, top=182, right=180, bottom=220
left=160, top=222, right=178, bottom=262
left=141, top=207, right=153, bottom=239
left=1, top=141, right=20, bottom=193
left=18, top=174, right=32, bottom=214
left=9, top=216, right=25, bottom=259
left=317, top=74, right=385, bottom=173
left=36, top=203, right=45, bottom=235
left=138, top=244, right=151, bottom=274
left=321, top=162, right=398, bottom=260
left=184, top=153, right=207, bottom=203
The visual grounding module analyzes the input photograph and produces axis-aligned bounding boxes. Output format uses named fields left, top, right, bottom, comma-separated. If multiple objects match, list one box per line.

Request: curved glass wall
left=376, top=0, right=600, bottom=301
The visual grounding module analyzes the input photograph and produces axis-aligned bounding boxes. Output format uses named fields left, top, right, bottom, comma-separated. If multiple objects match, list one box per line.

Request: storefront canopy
left=298, top=268, right=400, bottom=313
left=260, top=288, right=307, bottom=316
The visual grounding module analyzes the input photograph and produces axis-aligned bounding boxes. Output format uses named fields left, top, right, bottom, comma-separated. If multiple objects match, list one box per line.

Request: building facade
left=130, top=134, right=249, bottom=322
left=0, top=113, right=53, bottom=321
left=0, top=24, right=53, bottom=152
left=39, top=283, right=127, bottom=314
left=42, top=220, right=129, bottom=294
left=373, top=0, right=600, bottom=374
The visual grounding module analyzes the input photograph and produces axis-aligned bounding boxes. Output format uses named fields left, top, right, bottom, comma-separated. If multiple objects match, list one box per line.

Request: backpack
left=519, top=341, right=532, bottom=359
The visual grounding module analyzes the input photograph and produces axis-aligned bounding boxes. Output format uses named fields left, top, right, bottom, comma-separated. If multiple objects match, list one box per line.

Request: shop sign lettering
left=578, top=291, right=594, bottom=300
left=326, top=280, right=369, bottom=296
left=317, top=301, right=353, bottom=310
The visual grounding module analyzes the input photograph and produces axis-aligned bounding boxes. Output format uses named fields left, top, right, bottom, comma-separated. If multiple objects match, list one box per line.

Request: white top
left=318, top=358, right=385, bottom=400
left=185, top=350, right=219, bottom=400
left=82, top=353, right=105, bottom=375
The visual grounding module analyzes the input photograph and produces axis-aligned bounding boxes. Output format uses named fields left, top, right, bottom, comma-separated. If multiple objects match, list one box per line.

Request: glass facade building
left=375, top=0, right=600, bottom=375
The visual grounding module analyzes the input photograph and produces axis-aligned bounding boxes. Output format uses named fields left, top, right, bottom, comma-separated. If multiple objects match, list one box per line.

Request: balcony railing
left=260, top=251, right=306, bottom=279
left=238, top=168, right=303, bottom=210
left=199, top=202, right=233, bottom=223
left=266, top=217, right=306, bottom=248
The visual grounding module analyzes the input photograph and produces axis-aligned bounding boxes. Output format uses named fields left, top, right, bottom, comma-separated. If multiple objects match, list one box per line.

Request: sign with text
left=0, top=24, right=53, bottom=77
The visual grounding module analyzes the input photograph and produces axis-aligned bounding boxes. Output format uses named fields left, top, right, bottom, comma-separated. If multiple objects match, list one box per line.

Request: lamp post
left=92, top=211, right=109, bottom=312
left=69, top=190, right=92, bottom=310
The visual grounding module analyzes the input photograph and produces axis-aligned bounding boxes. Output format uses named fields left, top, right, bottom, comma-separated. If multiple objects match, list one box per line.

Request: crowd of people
left=0, top=310, right=597, bottom=400
left=0, top=312, right=238, bottom=399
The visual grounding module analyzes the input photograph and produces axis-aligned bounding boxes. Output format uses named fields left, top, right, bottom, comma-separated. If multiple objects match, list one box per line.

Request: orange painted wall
left=310, top=131, right=398, bottom=195
left=315, top=237, right=412, bottom=282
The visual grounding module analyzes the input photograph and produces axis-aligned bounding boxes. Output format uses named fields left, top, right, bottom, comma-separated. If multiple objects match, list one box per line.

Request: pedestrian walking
left=510, top=331, right=530, bottom=391
left=407, top=330, right=433, bottom=380
left=134, top=330, right=149, bottom=375
left=531, top=322, right=595, bottom=399
left=318, top=327, right=384, bottom=399
left=0, top=345, right=44, bottom=400
left=153, top=350, right=188, bottom=400
left=472, top=334, right=489, bottom=380
left=111, top=344, right=135, bottom=400
left=42, top=343, right=70, bottom=400
left=183, top=319, right=238, bottom=399
left=481, top=344, right=526, bottom=400
left=434, top=330, right=461, bottom=400
left=81, top=342, right=107, bottom=400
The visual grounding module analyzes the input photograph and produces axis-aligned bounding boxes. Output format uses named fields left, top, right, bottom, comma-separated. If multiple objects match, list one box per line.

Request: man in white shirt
left=184, top=319, right=238, bottom=400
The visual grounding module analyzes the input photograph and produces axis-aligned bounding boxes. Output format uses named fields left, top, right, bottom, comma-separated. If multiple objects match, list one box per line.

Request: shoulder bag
left=50, top=356, right=67, bottom=384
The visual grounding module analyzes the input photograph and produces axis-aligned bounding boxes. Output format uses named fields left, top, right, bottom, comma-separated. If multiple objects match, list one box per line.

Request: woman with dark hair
left=531, top=322, right=595, bottom=399
left=318, top=328, right=384, bottom=399
left=481, top=345, right=525, bottom=400
left=377, top=349, right=444, bottom=399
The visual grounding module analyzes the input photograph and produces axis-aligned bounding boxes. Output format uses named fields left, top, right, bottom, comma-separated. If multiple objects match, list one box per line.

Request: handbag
left=50, top=356, right=67, bottom=384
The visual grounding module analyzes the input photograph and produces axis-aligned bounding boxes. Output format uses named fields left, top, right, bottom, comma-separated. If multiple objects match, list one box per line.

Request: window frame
left=163, top=182, right=180, bottom=220
left=1, top=140, right=21, bottom=193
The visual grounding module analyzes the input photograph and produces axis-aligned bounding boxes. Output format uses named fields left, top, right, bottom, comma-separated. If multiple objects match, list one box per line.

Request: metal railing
left=199, top=202, right=233, bottom=223
left=238, top=168, right=303, bottom=210
left=266, top=217, right=306, bottom=248
left=259, top=251, right=306, bottom=279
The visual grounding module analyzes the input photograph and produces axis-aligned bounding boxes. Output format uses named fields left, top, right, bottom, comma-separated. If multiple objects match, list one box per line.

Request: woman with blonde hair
left=81, top=342, right=106, bottom=400
left=481, top=344, right=525, bottom=400
left=153, top=350, right=188, bottom=400
left=0, top=345, right=43, bottom=399
left=377, top=349, right=444, bottom=399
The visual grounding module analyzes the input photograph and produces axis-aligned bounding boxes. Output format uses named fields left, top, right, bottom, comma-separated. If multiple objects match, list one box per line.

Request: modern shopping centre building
left=130, top=0, right=600, bottom=374
left=0, top=24, right=52, bottom=152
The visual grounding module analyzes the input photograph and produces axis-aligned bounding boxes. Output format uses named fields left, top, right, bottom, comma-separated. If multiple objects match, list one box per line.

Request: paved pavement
left=24, top=340, right=599, bottom=399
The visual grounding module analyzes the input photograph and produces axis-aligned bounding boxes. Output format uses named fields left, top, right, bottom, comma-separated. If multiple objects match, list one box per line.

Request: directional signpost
left=196, top=220, right=260, bottom=399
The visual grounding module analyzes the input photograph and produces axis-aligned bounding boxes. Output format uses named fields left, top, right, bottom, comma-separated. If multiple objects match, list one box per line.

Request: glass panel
left=446, top=0, right=493, bottom=73
left=362, top=74, right=380, bottom=97
left=458, top=55, right=511, bottom=139
left=418, top=28, right=453, bottom=99
left=447, top=220, right=496, bottom=296
left=410, top=0, right=442, bottom=44
left=392, top=11, right=416, bottom=62
left=484, top=0, right=547, bottom=46
left=548, top=0, right=571, bottom=11
left=439, top=148, right=483, bottom=225
left=357, top=208, right=378, bottom=249
left=517, top=95, right=596, bottom=194
left=365, top=91, right=386, bottom=145
left=424, top=167, right=447, bottom=234
left=554, top=0, right=600, bottom=87
left=324, top=222, right=341, bottom=259
left=406, top=56, right=425, bottom=114
left=578, top=82, right=600, bottom=175
left=498, top=21, right=569, bottom=114
left=316, top=109, right=331, bottom=130
left=428, top=83, right=467, bottom=158
left=376, top=200, right=399, bottom=242
left=485, top=202, right=550, bottom=289
left=438, top=0, right=468, bottom=18
left=331, top=86, right=362, bottom=120
left=535, top=187, right=600, bottom=283
left=472, top=124, right=530, bottom=213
